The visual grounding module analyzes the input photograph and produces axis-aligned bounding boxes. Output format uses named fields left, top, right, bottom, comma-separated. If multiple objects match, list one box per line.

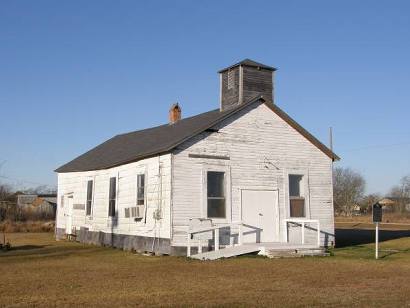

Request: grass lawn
left=1, top=227, right=410, bottom=307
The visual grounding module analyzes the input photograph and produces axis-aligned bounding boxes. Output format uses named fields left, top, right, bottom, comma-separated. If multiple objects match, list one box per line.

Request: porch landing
left=189, top=243, right=328, bottom=260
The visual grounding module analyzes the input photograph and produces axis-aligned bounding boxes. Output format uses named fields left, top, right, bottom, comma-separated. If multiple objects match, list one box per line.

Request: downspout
left=329, top=127, right=335, bottom=248
left=170, top=153, right=174, bottom=251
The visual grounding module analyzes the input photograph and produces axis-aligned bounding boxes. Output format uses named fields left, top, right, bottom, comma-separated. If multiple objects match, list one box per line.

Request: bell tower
left=219, top=59, right=276, bottom=111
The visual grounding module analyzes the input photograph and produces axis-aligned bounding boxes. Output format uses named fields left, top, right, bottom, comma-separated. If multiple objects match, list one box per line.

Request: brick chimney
left=218, top=59, right=276, bottom=111
left=169, top=103, right=181, bottom=124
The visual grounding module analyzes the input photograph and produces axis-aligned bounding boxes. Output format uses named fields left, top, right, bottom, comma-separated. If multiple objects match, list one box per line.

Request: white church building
left=55, top=59, right=339, bottom=259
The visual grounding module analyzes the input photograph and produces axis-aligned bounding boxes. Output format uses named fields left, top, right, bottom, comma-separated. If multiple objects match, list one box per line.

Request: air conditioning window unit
left=130, top=205, right=144, bottom=221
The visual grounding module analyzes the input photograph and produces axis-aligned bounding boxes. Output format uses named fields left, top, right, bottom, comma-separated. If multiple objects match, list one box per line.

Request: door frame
left=239, top=187, right=280, bottom=242
left=65, top=195, right=74, bottom=235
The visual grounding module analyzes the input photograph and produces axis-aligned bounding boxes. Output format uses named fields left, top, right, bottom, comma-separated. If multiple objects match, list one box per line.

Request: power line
left=339, top=141, right=410, bottom=153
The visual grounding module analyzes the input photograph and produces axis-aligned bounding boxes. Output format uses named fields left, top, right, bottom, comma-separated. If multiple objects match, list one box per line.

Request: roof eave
left=264, top=102, right=340, bottom=161
left=55, top=96, right=339, bottom=173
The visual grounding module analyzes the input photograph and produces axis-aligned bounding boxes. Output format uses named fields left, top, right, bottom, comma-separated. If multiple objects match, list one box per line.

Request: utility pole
left=329, top=127, right=333, bottom=152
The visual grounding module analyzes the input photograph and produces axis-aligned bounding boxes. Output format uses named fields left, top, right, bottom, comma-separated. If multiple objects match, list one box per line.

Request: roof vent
left=169, top=103, right=181, bottom=124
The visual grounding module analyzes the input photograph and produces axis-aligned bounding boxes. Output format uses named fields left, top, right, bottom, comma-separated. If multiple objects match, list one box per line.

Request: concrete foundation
left=55, top=227, right=187, bottom=256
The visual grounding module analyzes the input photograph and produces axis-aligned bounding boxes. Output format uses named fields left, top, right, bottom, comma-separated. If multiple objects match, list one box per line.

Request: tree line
left=333, top=167, right=410, bottom=216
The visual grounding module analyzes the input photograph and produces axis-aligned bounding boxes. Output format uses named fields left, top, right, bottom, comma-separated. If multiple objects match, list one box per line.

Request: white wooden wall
left=171, top=102, right=334, bottom=247
left=56, top=154, right=171, bottom=239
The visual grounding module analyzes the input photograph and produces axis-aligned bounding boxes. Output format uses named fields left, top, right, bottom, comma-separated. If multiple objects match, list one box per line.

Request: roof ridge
left=117, top=108, right=220, bottom=137
left=218, top=58, right=277, bottom=73
left=55, top=95, right=339, bottom=173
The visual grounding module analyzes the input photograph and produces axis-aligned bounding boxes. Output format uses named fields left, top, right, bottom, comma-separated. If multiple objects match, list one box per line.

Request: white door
left=241, top=189, right=279, bottom=243
left=65, top=196, right=73, bottom=234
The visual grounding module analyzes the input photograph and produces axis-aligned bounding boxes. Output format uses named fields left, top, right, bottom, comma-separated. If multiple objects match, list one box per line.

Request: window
left=108, top=177, right=116, bottom=217
left=207, top=171, right=226, bottom=218
left=289, top=175, right=305, bottom=217
left=133, top=173, right=146, bottom=220
left=86, top=180, right=93, bottom=216
left=137, top=174, right=145, bottom=206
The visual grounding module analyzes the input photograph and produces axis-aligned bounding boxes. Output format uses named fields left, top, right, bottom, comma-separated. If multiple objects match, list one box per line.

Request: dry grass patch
left=1, top=232, right=410, bottom=307
left=0, top=220, right=54, bottom=233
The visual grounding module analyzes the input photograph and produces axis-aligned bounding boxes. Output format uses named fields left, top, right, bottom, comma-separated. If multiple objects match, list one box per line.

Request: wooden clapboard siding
left=56, top=154, right=171, bottom=239
left=242, top=66, right=273, bottom=104
left=171, top=101, right=334, bottom=247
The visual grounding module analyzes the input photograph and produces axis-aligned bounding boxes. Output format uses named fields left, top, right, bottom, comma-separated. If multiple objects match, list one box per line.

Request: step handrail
left=283, top=218, right=320, bottom=247
left=187, top=220, right=243, bottom=257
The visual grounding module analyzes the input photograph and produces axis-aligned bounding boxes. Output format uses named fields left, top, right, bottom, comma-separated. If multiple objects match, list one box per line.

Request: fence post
left=317, top=221, right=321, bottom=247
left=301, top=222, right=305, bottom=244
left=215, top=228, right=219, bottom=251
left=198, top=239, right=202, bottom=254
left=238, top=224, right=243, bottom=246
left=187, top=232, right=191, bottom=257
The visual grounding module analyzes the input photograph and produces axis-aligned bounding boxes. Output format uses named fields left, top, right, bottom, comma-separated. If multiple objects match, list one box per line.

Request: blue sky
left=0, top=1, right=409, bottom=194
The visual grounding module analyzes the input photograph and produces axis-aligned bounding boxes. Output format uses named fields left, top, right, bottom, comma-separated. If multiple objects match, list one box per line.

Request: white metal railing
left=283, top=219, right=321, bottom=247
left=187, top=221, right=243, bottom=257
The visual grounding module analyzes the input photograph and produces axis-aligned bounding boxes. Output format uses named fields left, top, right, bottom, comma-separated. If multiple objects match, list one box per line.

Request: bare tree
left=0, top=183, right=13, bottom=202
left=23, top=185, right=57, bottom=195
left=333, top=167, right=366, bottom=216
left=0, top=183, right=16, bottom=221
left=389, top=175, right=410, bottom=213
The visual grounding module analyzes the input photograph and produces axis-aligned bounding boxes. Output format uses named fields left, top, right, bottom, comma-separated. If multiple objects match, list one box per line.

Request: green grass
left=1, top=230, right=410, bottom=307
left=333, top=237, right=410, bottom=260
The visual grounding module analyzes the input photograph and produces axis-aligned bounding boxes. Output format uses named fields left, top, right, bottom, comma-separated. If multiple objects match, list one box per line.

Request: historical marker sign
left=372, top=202, right=383, bottom=259
left=373, top=202, right=383, bottom=223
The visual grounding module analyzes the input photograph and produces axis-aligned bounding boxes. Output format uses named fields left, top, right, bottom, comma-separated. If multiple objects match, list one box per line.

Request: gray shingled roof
left=218, top=58, right=277, bottom=73
left=55, top=96, right=339, bottom=173
left=56, top=97, right=261, bottom=172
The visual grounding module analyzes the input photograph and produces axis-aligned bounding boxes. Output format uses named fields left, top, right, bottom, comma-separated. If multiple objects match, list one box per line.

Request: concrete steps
left=190, top=245, right=261, bottom=260
left=189, top=243, right=329, bottom=260
left=266, top=248, right=329, bottom=258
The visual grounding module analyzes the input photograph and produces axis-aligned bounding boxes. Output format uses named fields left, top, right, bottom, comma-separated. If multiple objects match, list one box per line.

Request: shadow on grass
left=8, top=245, right=46, bottom=251
left=0, top=241, right=108, bottom=260
left=336, top=228, right=410, bottom=248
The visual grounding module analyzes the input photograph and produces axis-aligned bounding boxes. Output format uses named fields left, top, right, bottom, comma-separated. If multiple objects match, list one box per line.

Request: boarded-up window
left=207, top=171, right=225, bottom=218
left=108, top=177, right=116, bottom=217
left=86, top=180, right=93, bottom=216
left=289, top=175, right=305, bottom=217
